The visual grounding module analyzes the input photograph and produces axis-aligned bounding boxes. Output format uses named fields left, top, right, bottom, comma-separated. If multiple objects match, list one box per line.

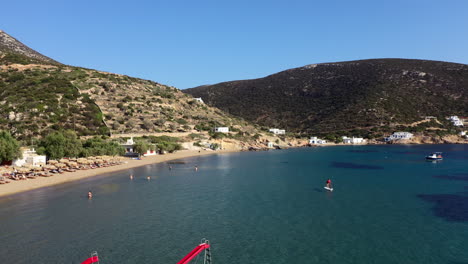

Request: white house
left=121, top=137, right=157, bottom=157
left=448, top=116, right=464, bottom=127
left=269, top=128, right=286, bottom=135
left=13, top=148, right=46, bottom=167
left=309, top=137, right=327, bottom=144
left=342, top=136, right=365, bottom=144
left=384, top=132, right=414, bottom=142
left=194, top=97, right=204, bottom=104
left=214, top=127, right=229, bottom=133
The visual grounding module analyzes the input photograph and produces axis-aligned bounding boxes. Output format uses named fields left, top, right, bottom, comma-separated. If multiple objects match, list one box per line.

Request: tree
left=39, top=130, right=82, bottom=159
left=133, top=140, right=149, bottom=155
left=81, top=137, right=125, bottom=156
left=0, top=130, right=22, bottom=162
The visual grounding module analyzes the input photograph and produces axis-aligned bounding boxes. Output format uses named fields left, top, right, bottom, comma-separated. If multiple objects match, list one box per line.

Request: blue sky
left=2, top=0, right=468, bottom=88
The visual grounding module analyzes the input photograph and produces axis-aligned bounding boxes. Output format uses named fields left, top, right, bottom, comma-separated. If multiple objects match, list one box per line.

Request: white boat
left=426, top=152, right=443, bottom=160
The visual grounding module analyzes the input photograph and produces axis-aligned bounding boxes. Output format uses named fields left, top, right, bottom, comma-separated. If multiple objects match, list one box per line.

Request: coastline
left=0, top=149, right=237, bottom=198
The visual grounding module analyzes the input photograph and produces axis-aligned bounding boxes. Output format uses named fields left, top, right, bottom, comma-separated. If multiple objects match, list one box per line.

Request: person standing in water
left=87, top=191, right=93, bottom=199
left=325, top=179, right=332, bottom=189
left=195, top=166, right=198, bottom=172
left=130, top=174, right=134, bottom=180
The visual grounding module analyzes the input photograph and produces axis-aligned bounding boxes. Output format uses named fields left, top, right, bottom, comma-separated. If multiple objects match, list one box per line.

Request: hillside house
left=448, top=116, right=464, bottom=127
left=194, top=97, right=204, bottom=104
left=269, top=128, right=286, bottom=135
left=214, top=127, right=229, bottom=133
left=309, top=137, right=327, bottom=144
left=342, top=136, right=365, bottom=144
left=121, top=137, right=157, bottom=157
left=13, top=148, right=46, bottom=167
left=384, top=132, right=414, bottom=142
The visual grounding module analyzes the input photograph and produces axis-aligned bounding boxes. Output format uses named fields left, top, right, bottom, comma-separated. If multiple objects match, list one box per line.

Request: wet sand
left=0, top=149, right=236, bottom=197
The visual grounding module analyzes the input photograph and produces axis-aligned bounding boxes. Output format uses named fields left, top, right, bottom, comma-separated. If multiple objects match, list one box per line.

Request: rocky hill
left=0, top=30, right=59, bottom=65
left=0, top=30, right=260, bottom=142
left=185, top=59, right=468, bottom=137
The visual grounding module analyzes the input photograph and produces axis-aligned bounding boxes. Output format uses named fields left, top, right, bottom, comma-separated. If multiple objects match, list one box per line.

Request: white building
left=13, top=148, right=46, bottom=167
left=448, top=116, right=464, bottom=127
left=309, top=137, right=327, bottom=144
left=267, top=142, right=274, bottom=148
left=214, top=127, right=229, bottom=133
left=342, top=136, right=365, bottom=144
left=269, top=128, right=286, bottom=135
left=121, top=137, right=157, bottom=157
left=194, top=97, right=204, bottom=104
left=384, top=132, right=414, bottom=142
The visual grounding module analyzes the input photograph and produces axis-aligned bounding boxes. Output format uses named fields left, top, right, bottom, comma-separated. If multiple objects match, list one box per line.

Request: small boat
left=426, top=152, right=443, bottom=161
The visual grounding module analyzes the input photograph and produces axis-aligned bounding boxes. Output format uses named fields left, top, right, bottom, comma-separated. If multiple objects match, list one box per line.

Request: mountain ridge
left=185, top=58, right=468, bottom=136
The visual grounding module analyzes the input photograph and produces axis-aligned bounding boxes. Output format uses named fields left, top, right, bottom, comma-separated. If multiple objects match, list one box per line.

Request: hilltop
left=0, top=30, right=59, bottom=65
left=185, top=59, right=468, bottom=138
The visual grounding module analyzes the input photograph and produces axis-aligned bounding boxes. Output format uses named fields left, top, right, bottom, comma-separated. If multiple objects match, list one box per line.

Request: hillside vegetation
left=0, top=30, right=260, bottom=141
left=185, top=59, right=468, bottom=137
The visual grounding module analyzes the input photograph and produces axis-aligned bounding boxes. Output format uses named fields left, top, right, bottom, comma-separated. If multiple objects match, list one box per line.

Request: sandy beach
left=0, top=149, right=236, bottom=198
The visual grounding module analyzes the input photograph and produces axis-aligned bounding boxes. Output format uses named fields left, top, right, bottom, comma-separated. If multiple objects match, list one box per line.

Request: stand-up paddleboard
left=324, top=186, right=333, bottom=192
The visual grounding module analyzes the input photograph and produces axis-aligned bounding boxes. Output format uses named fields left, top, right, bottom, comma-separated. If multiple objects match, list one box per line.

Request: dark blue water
left=1, top=145, right=468, bottom=264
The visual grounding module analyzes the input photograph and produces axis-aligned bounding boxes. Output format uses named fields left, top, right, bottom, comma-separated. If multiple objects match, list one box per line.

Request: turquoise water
left=0, top=145, right=467, bottom=264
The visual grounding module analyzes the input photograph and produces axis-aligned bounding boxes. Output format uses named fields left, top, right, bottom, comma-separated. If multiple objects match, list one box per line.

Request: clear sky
left=2, top=0, right=468, bottom=89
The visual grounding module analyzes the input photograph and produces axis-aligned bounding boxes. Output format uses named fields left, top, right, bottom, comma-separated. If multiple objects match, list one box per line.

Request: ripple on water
left=330, top=162, right=384, bottom=170
left=433, top=173, right=468, bottom=181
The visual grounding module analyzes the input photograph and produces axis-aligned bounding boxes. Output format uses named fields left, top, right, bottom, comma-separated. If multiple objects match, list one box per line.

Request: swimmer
left=147, top=176, right=151, bottom=180
left=195, top=166, right=198, bottom=172
left=87, top=191, right=93, bottom=199
left=169, top=166, right=172, bottom=170
left=130, top=174, right=134, bottom=180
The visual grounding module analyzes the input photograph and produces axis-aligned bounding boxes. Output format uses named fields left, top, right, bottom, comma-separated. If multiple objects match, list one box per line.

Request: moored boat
left=426, top=152, right=443, bottom=160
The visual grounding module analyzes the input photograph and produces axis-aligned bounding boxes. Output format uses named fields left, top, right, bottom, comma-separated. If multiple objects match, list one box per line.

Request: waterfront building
left=309, top=137, right=327, bottom=144
left=13, top=148, right=46, bottom=167
left=384, top=132, right=414, bottom=142
left=120, top=137, right=157, bottom=157
left=342, top=136, right=365, bottom=144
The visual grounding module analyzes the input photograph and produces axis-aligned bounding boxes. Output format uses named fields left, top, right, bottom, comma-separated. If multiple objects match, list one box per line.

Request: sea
left=0, top=144, right=467, bottom=264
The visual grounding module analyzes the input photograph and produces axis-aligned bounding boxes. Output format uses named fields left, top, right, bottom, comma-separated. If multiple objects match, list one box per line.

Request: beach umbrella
left=77, top=158, right=88, bottom=164
left=55, top=163, right=66, bottom=168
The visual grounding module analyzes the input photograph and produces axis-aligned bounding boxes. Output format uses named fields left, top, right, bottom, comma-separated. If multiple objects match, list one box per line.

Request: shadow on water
left=331, top=162, right=384, bottom=170
left=433, top=173, right=468, bottom=181
left=347, top=150, right=379, bottom=153
left=418, top=193, right=468, bottom=222
left=313, top=188, right=324, bottom=193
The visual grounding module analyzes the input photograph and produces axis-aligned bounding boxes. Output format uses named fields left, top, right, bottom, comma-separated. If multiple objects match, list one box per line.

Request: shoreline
left=0, top=149, right=237, bottom=198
